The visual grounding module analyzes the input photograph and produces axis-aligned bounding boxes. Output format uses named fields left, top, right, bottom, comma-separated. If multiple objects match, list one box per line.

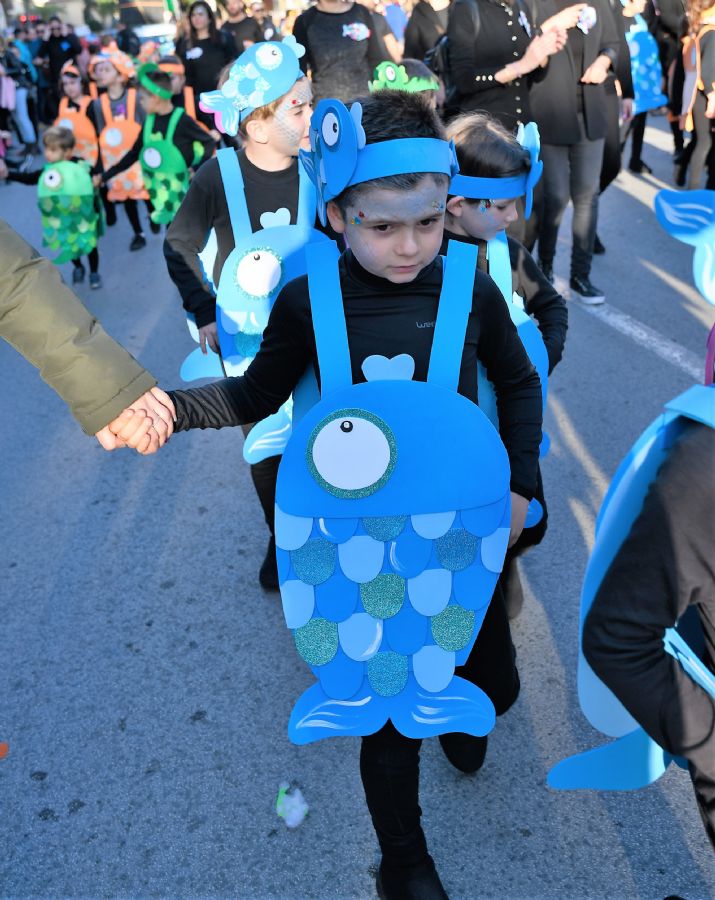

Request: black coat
left=604, top=0, right=634, bottom=99
left=448, top=0, right=544, bottom=131
left=404, top=0, right=449, bottom=60
left=530, top=0, right=619, bottom=144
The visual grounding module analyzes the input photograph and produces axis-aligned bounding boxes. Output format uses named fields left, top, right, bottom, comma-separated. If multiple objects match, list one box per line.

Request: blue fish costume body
left=548, top=189, right=715, bottom=791
left=450, top=122, right=550, bottom=525
left=275, top=99, right=513, bottom=745
left=623, top=9, right=668, bottom=116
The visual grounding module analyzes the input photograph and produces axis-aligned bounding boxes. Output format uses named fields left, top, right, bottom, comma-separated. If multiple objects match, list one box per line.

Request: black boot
left=376, top=856, right=449, bottom=900
left=259, top=535, right=279, bottom=591
left=438, top=732, right=488, bottom=774
left=538, top=259, right=554, bottom=284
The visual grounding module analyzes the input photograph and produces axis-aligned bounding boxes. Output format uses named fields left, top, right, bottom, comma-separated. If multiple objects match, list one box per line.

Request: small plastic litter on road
left=276, top=782, right=309, bottom=828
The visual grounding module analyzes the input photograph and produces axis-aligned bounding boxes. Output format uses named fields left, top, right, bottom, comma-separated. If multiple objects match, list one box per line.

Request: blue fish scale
left=279, top=500, right=509, bottom=700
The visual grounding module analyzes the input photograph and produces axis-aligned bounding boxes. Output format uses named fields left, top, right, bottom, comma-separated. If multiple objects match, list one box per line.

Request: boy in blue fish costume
left=443, top=111, right=568, bottom=619
left=164, top=36, right=321, bottom=591
left=133, top=90, right=542, bottom=899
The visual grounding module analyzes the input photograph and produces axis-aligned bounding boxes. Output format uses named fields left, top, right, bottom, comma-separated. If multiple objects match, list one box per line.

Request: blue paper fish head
left=307, top=99, right=366, bottom=204
left=276, top=378, right=510, bottom=520
left=217, top=224, right=331, bottom=337
left=199, top=38, right=304, bottom=135
left=655, top=188, right=715, bottom=306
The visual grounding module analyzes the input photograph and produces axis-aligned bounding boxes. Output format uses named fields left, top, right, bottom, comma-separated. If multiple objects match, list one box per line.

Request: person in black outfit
left=583, top=420, right=715, bottom=851
left=249, top=1, right=280, bottom=41
left=33, top=16, right=82, bottom=121
left=221, top=0, right=264, bottom=53
left=292, top=0, right=386, bottom=102
left=652, top=0, right=688, bottom=165
left=176, top=1, right=237, bottom=132
left=158, top=91, right=542, bottom=900
left=115, top=24, right=141, bottom=58
left=447, top=0, right=566, bottom=132
left=595, top=0, right=635, bottom=254
left=530, top=0, right=619, bottom=304
left=404, top=0, right=451, bottom=61
left=362, top=0, right=404, bottom=61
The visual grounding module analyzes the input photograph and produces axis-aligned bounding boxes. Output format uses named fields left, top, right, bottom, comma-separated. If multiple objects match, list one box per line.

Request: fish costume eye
left=321, top=112, right=340, bottom=147
left=235, top=248, right=282, bottom=298
left=384, top=65, right=397, bottom=82
left=42, top=169, right=63, bottom=190
left=142, top=147, right=162, bottom=170
left=256, top=44, right=283, bottom=70
left=308, top=409, right=397, bottom=498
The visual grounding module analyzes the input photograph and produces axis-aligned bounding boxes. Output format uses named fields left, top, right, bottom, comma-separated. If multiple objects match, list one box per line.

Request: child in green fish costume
left=2, top=125, right=104, bottom=289
left=98, top=66, right=217, bottom=226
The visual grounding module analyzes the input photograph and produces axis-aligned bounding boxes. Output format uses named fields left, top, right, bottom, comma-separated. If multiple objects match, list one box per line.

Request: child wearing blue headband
left=443, top=112, right=567, bottom=622
left=117, top=90, right=543, bottom=900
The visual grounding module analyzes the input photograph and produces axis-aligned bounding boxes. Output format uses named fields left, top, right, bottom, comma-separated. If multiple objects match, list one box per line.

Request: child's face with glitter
left=263, top=78, right=313, bottom=156
left=327, top=176, right=447, bottom=283
left=445, top=195, right=519, bottom=241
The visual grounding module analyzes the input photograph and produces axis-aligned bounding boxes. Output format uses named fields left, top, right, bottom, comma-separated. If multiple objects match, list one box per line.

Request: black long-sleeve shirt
left=100, top=110, right=216, bottom=184
left=169, top=249, right=543, bottom=500
left=441, top=229, right=568, bottom=372
left=583, top=421, right=715, bottom=847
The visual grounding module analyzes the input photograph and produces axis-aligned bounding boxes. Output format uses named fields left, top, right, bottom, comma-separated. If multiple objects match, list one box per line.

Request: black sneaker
left=376, top=857, right=449, bottom=900
left=538, top=259, right=554, bottom=284
left=570, top=275, right=605, bottom=306
left=149, top=219, right=161, bottom=234
left=593, top=233, right=606, bottom=255
left=259, top=536, right=279, bottom=591
left=129, top=233, right=146, bottom=252
left=628, top=159, right=653, bottom=175
left=72, top=264, right=86, bottom=284
left=438, top=732, right=488, bottom=774
left=89, top=273, right=102, bottom=290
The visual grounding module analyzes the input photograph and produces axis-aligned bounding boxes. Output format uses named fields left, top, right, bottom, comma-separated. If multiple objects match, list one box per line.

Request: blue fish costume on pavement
left=623, top=9, right=668, bottom=116
left=450, top=122, right=549, bottom=525
left=277, top=100, right=512, bottom=745
left=548, top=189, right=715, bottom=791
left=199, top=36, right=306, bottom=137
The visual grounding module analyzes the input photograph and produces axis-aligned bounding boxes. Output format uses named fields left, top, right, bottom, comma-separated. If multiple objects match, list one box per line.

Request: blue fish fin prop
left=389, top=676, right=495, bottom=740
left=540, top=430, right=551, bottom=458
left=547, top=727, right=673, bottom=791
left=288, top=681, right=389, bottom=745
left=525, top=498, right=544, bottom=528
left=654, top=188, right=715, bottom=246
left=180, top=347, right=224, bottom=382
left=692, top=242, right=715, bottom=306
left=243, top=405, right=293, bottom=464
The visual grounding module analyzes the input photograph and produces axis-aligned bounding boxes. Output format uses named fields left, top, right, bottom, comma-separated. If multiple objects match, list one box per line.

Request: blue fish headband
left=300, top=98, right=459, bottom=225
left=449, top=121, right=543, bottom=218
left=199, top=36, right=305, bottom=136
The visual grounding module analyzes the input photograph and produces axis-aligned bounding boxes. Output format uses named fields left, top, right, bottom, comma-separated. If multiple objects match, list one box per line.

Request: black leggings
left=71, top=248, right=100, bottom=273
left=687, top=92, right=715, bottom=190
left=240, top=424, right=281, bottom=536
left=360, top=578, right=520, bottom=869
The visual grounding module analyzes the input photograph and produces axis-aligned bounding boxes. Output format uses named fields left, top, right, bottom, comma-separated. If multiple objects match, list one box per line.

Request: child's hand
left=198, top=322, right=219, bottom=354
left=508, top=492, right=529, bottom=548
left=96, top=388, right=176, bottom=454
left=92, top=174, right=103, bottom=187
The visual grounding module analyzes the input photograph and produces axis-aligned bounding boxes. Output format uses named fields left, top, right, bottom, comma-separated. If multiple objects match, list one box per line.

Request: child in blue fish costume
left=443, top=111, right=568, bottom=620
left=164, top=36, right=321, bottom=591
left=157, top=89, right=543, bottom=899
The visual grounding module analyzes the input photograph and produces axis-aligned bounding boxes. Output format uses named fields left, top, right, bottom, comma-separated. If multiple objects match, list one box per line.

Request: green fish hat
left=369, top=61, right=439, bottom=95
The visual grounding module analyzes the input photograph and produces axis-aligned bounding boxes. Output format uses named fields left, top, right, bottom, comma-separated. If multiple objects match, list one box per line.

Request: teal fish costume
left=37, top=159, right=100, bottom=264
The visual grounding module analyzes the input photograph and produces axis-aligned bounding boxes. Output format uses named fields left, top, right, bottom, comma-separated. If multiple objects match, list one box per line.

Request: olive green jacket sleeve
left=0, top=219, right=157, bottom=435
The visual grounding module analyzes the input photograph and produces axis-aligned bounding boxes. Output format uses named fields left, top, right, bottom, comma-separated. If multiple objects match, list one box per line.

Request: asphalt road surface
left=1, top=119, right=713, bottom=899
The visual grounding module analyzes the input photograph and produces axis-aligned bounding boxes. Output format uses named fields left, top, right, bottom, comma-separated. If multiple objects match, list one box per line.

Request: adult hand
left=541, top=3, right=586, bottom=32
left=706, top=92, right=715, bottom=118
left=581, top=55, right=611, bottom=84
left=621, top=97, right=634, bottom=122
left=96, top=387, right=175, bottom=453
left=199, top=321, right=219, bottom=354
left=509, top=492, right=529, bottom=548
left=522, top=29, right=566, bottom=72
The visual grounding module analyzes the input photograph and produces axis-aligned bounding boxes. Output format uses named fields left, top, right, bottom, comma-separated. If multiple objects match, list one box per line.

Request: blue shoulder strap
left=297, top=156, right=318, bottom=232
left=217, top=147, right=252, bottom=239
left=306, top=240, right=353, bottom=397
left=486, top=232, right=513, bottom=303
left=427, top=240, right=478, bottom=391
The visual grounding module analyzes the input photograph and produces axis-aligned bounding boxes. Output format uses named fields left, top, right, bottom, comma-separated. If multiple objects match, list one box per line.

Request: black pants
left=687, top=92, right=715, bottom=190
left=538, top=116, right=605, bottom=280
left=360, top=578, right=520, bottom=869
left=71, top=248, right=100, bottom=273
left=240, top=423, right=280, bottom=535
left=627, top=112, right=648, bottom=169
left=600, top=88, right=622, bottom=194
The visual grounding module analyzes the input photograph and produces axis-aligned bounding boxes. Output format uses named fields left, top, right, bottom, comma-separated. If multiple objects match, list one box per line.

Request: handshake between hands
left=95, top=387, right=176, bottom=454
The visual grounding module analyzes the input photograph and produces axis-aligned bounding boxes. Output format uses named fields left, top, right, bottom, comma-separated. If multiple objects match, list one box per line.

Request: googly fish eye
left=256, top=44, right=283, bottom=70
left=42, top=169, right=63, bottom=190
left=385, top=65, right=397, bottom=82
left=235, top=248, right=283, bottom=298
left=142, top=147, right=162, bottom=170
left=308, top=409, right=397, bottom=498
left=321, top=111, right=340, bottom=147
